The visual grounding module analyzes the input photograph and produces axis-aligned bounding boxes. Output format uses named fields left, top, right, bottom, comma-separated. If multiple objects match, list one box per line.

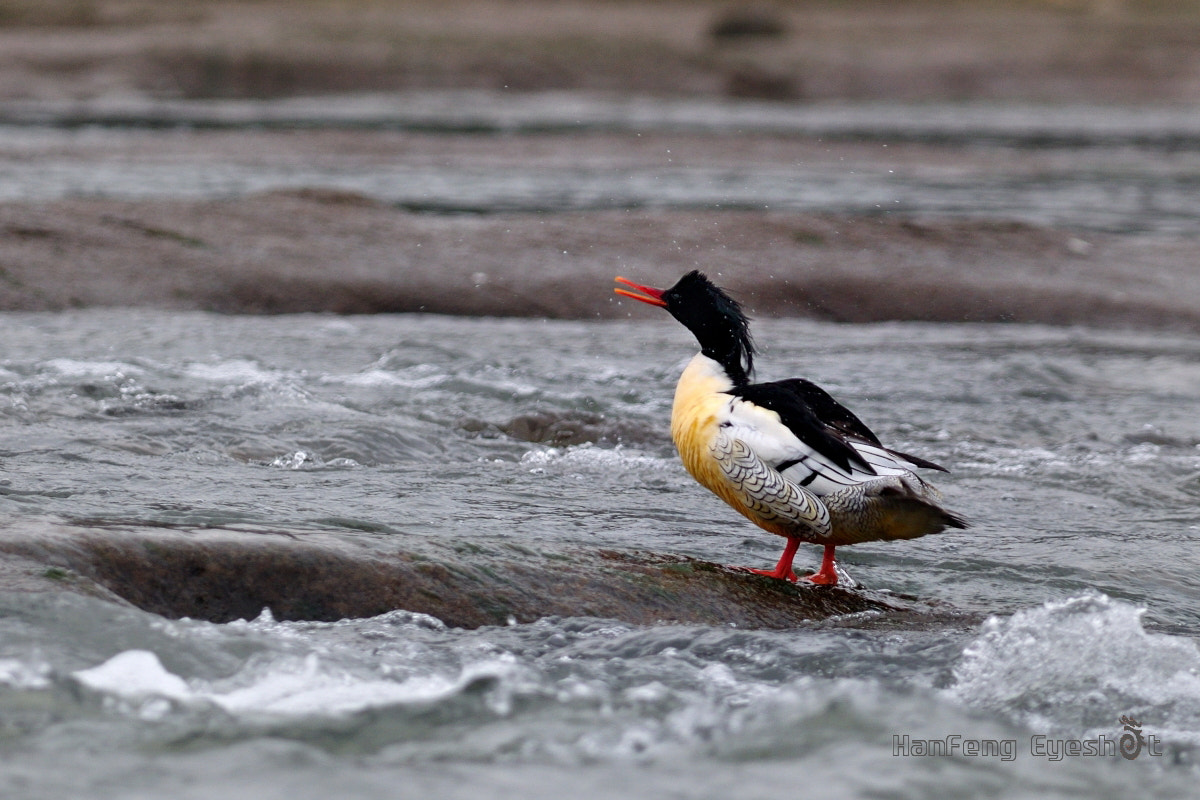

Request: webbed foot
left=734, top=565, right=799, bottom=582
left=802, top=544, right=839, bottom=586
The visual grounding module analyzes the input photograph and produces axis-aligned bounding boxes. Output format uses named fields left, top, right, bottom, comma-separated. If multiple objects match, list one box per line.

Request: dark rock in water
left=263, top=187, right=383, bottom=207
left=709, top=6, right=788, bottom=40
left=0, top=519, right=907, bottom=628
left=460, top=412, right=667, bottom=448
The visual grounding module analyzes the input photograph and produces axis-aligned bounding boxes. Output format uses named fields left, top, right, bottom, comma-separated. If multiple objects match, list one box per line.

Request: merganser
left=615, top=271, right=966, bottom=585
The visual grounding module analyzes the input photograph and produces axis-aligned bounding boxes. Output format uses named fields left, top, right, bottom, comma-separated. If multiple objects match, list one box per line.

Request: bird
left=614, top=270, right=966, bottom=586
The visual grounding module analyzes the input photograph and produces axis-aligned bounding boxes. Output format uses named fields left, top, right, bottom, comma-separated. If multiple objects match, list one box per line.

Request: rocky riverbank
left=3, top=193, right=1199, bottom=329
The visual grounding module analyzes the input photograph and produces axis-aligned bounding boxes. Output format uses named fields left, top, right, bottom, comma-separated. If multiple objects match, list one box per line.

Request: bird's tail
left=823, top=475, right=967, bottom=544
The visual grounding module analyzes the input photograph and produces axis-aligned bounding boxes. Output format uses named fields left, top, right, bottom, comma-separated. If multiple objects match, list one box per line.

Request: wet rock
left=263, top=187, right=383, bottom=208
left=6, top=198, right=1200, bottom=332
left=709, top=5, right=788, bottom=41
left=0, top=550, right=133, bottom=606
left=0, top=519, right=910, bottom=629
left=461, top=412, right=666, bottom=448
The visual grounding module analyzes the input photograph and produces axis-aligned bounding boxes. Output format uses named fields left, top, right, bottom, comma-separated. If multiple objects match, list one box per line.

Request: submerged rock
left=0, top=519, right=910, bottom=628
left=709, top=5, right=788, bottom=41
left=460, top=412, right=666, bottom=448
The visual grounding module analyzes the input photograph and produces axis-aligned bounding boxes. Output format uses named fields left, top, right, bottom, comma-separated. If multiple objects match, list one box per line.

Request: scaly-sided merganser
left=615, top=271, right=966, bottom=585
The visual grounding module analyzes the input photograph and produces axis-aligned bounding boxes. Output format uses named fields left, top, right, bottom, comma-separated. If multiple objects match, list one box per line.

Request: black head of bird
left=615, top=270, right=755, bottom=387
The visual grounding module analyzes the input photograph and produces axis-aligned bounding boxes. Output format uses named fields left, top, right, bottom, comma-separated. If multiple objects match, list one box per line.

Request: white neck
left=671, top=353, right=734, bottom=435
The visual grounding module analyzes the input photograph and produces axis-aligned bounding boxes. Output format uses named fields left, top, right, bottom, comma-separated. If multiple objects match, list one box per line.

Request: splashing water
left=2, top=310, right=1200, bottom=797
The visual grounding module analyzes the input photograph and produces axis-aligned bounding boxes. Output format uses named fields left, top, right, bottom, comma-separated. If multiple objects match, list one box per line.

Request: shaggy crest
left=661, top=270, right=755, bottom=386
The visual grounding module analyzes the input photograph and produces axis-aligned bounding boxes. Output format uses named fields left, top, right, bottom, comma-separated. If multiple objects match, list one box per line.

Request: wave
left=948, top=592, right=1200, bottom=745
left=72, top=643, right=516, bottom=723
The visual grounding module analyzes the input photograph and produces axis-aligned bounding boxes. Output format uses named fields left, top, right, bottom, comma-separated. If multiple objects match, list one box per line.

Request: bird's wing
left=758, top=379, right=881, bottom=444
left=727, top=379, right=938, bottom=494
left=771, top=379, right=949, bottom=472
left=710, top=427, right=832, bottom=540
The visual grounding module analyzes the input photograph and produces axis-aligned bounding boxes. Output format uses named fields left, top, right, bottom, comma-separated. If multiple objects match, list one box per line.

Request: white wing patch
left=723, top=397, right=915, bottom=496
left=853, top=442, right=920, bottom=477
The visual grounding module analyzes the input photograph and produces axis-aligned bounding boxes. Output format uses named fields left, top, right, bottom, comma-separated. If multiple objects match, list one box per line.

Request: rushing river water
left=1, top=309, right=1199, bottom=798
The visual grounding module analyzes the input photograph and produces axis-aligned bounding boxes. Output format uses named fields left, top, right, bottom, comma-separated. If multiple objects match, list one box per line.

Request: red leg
left=804, top=544, right=838, bottom=585
left=737, top=537, right=801, bottom=582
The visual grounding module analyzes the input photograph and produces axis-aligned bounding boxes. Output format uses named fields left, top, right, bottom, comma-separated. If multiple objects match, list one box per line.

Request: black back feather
left=777, top=379, right=949, bottom=471
left=736, top=378, right=950, bottom=474
left=764, top=379, right=883, bottom=446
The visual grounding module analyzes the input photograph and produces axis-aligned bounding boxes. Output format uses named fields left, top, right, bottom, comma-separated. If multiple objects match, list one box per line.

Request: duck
left=614, top=270, right=966, bottom=585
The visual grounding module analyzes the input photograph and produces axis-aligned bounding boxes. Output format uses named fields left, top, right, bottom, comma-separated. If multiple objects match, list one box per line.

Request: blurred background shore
left=3, top=0, right=1200, bottom=327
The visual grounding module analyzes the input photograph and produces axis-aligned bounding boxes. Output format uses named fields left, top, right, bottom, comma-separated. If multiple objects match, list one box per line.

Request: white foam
left=225, top=606, right=446, bottom=634
left=947, top=592, right=1200, bottom=736
left=269, top=451, right=361, bottom=470
left=203, top=653, right=463, bottom=716
left=44, top=358, right=143, bottom=378
left=184, top=359, right=277, bottom=384
left=70, top=647, right=518, bottom=721
left=73, top=650, right=191, bottom=701
left=269, top=451, right=314, bottom=470
left=520, top=443, right=672, bottom=473
left=0, top=657, right=51, bottom=690
left=322, top=365, right=448, bottom=389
